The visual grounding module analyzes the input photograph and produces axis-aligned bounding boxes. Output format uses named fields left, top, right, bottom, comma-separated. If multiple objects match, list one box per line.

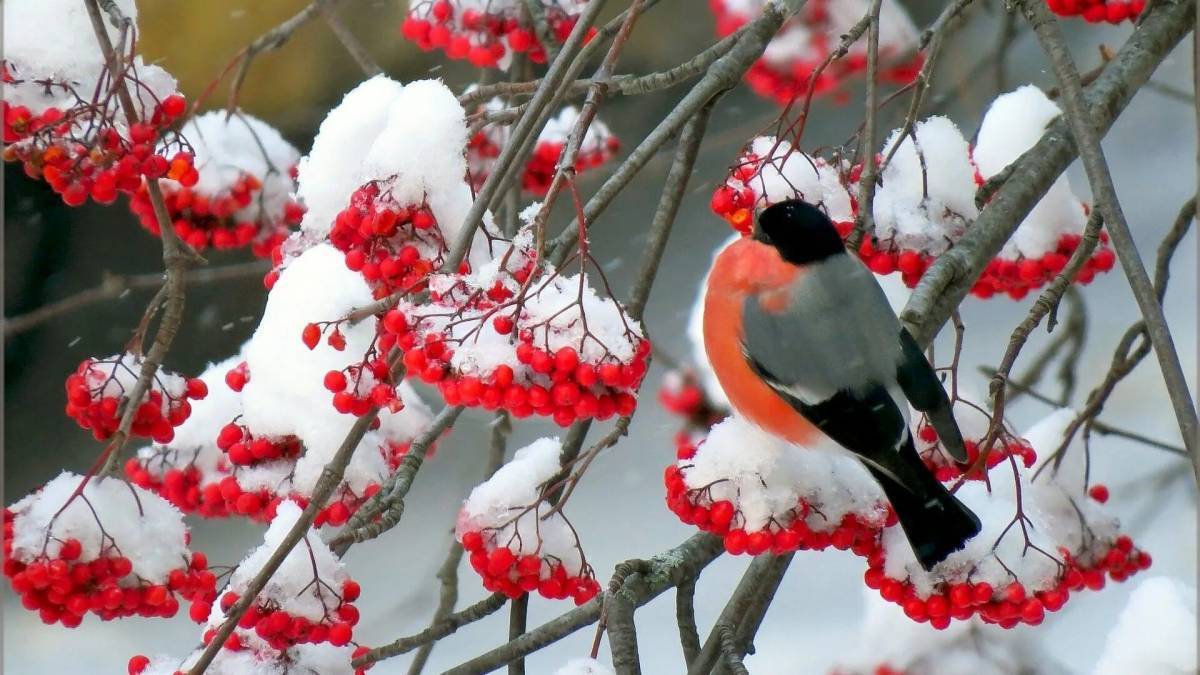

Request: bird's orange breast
left=703, top=238, right=819, bottom=445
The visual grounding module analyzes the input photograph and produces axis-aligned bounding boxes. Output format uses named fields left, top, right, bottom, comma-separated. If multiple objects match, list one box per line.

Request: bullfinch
left=703, top=199, right=981, bottom=570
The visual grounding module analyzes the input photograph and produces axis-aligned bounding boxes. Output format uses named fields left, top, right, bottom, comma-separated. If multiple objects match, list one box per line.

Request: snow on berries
left=867, top=410, right=1149, bottom=630
left=65, top=352, right=207, bottom=443
left=1093, top=577, right=1197, bottom=675
left=4, top=472, right=216, bottom=627
left=711, top=87, right=1117, bottom=300
left=710, top=136, right=853, bottom=236
left=666, top=414, right=892, bottom=557
left=129, top=112, right=304, bottom=257
left=457, top=438, right=601, bottom=604
left=288, top=77, right=492, bottom=292
left=709, top=0, right=921, bottom=105
left=469, top=101, right=619, bottom=196
left=1046, top=0, right=1145, bottom=23
left=390, top=231, right=648, bottom=426
left=403, top=0, right=595, bottom=68
left=2, top=0, right=193, bottom=207
left=201, top=501, right=360, bottom=653
left=131, top=643, right=374, bottom=675
left=970, top=86, right=1116, bottom=298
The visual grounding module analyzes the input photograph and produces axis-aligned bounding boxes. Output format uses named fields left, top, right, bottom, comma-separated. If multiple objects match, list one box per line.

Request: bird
left=702, top=198, right=981, bottom=570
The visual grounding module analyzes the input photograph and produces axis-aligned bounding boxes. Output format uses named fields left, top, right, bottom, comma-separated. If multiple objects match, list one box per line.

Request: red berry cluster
left=967, top=233, right=1116, bottom=300
left=863, top=535, right=1151, bottom=629
left=322, top=359, right=406, bottom=417
left=202, top=581, right=361, bottom=652
left=129, top=172, right=304, bottom=257
left=709, top=0, right=922, bottom=106
left=329, top=182, right=449, bottom=299
left=124, top=453, right=231, bottom=518
left=710, top=151, right=851, bottom=237
left=460, top=530, right=601, bottom=604
left=65, top=355, right=208, bottom=443
left=216, top=422, right=303, bottom=467
left=1046, top=0, right=1144, bottom=22
left=468, top=127, right=620, bottom=197
left=207, top=474, right=384, bottom=527
left=2, top=78, right=194, bottom=206
left=3, top=514, right=216, bottom=628
left=402, top=0, right=594, bottom=67
left=915, top=422, right=1037, bottom=482
left=712, top=149, right=1117, bottom=299
left=417, top=338, right=645, bottom=426
left=520, top=136, right=620, bottom=196
left=664, top=463, right=890, bottom=557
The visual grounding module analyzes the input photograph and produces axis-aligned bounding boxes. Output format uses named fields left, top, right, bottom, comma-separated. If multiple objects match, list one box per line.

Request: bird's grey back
left=741, top=254, right=903, bottom=403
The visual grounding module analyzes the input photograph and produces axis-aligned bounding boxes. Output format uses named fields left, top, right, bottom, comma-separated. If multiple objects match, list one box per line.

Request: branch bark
left=900, top=0, right=1197, bottom=350
left=1021, top=0, right=1199, bottom=469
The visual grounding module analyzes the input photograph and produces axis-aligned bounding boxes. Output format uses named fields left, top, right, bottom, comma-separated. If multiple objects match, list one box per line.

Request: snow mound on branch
left=835, top=591, right=1043, bottom=675
left=296, top=76, right=487, bottom=262
left=174, top=112, right=301, bottom=221
left=457, top=437, right=586, bottom=575
left=741, top=137, right=854, bottom=222
left=685, top=415, right=886, bottom=532
left=2, top=0, right=176, bottom=115
left=973, top=86, right=1089, bottom=260
left=875, top=116, right=978, bottom=254
left=239, top=243, right=434, bottom=500
left=1093, top=577, right=1197, bottom=675
left=461, top=437, right=561, bottom=525
left=555, top=657, right=616, bottom=675
left=242, top=244, right=374, bottom=441
left=224, top=500, right=347, bottom=622
left=8, top=472, right=187, bottom=584
left=881, top=462, right=1060, bottom=598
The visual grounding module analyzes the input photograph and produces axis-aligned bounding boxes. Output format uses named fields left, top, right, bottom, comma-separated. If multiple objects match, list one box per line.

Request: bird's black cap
left=753, top=199, right=846, bottom=265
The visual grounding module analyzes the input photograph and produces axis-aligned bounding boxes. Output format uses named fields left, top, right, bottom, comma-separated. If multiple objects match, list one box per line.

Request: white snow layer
left=8, top=472, right=189, bottom=584
left=973, top=86, right=1089, bottom=259
left=554, top=657, right=617, bottom=675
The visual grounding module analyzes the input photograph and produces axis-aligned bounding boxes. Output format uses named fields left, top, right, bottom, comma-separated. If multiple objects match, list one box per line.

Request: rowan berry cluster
left=914, top=408, right=1038, bottom=482
left=124, top=451, right=232, bottom=519
left=4, top=474, right=216, bottom=628
left=709, top=0, right=922, bottom=106
left=2, top=62, right=194, bottom=207
left=461, top=528, right=602, bottom=604
left=468, top=103, right=620, bottom=196
left=1046, top=0, right=1144, bottom=22
left=328, top=181, right=451, bottom=299
left=456, top=438, right=600, bottom=603
left=65, top=354, right=208, bottom=443
left=665, top=424, right=892, bottom=558
left=865, top=534, right=1151, bottom=629
left=402, top=0, right=595, bottom=68
left=130, top=173, right=303, bottom=256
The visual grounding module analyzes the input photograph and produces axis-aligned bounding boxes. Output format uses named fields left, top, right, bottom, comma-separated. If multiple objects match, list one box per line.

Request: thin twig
left=316, top=0, right=382, bottom=76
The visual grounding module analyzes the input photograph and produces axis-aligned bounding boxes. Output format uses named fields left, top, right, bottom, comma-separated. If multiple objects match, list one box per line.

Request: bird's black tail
left=866, top=436, right=981, bottom=570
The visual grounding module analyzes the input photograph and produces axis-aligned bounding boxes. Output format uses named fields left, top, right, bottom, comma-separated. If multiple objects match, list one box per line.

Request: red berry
left=302, top=323, right=321, bottom=350
left=1088, top=484, right=1110, bottom=503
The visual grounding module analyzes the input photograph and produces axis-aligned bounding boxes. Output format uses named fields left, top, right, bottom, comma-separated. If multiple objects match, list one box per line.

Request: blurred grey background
left=4, top=1, right=1196, bottom=673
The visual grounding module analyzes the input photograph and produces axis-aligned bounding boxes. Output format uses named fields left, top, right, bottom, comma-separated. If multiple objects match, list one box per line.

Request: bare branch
left=316, top=0, right=382, bottom=76
left=1021, top=0, right=1198, bottom=470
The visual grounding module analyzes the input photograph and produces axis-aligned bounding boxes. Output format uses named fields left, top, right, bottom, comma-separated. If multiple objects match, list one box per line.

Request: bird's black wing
left=894, top=327, right=967, bottom=463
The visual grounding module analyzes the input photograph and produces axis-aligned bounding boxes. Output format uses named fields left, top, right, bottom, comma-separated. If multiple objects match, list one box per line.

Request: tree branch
left=1021, top=0, right=1198, bottom=470
left=900, top=0, right=1196, bottom=350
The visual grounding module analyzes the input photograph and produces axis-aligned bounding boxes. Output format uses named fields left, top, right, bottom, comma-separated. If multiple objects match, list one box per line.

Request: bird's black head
left=753, top=199, right=846, bottom=265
